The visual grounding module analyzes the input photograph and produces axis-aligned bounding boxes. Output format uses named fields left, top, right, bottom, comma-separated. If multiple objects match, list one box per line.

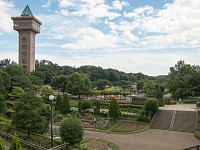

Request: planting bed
left=82, top=139, right=111, bottom=150
left=112, top=121, right=144, bottom=132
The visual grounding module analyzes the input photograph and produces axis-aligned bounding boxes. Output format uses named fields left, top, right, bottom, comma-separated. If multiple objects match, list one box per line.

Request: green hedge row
left=99, top=102, right=144, bottom=109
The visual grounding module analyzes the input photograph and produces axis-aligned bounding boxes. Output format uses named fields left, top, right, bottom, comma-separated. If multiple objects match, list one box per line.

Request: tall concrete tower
left=11, top=5, right=42, bottom=73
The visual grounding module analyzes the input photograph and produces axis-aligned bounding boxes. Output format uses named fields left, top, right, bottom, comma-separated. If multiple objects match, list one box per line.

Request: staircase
left=151, top=110, right=173, bottom=130
left=151, top=110, right=197, bottom=133
left=172, top=111, right=196, bottom=133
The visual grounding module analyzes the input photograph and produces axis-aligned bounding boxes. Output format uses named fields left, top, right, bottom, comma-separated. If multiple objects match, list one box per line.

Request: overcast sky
left=0, top=0, right=200, bottom=76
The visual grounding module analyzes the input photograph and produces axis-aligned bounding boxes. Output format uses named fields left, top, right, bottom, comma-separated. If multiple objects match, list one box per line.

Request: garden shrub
left=196, top=101, right=200, bottom=107
left=78, top=101, right=82, bottom=113
left=9, top=133, right=22, bottom=150
left=144, top=98, right=159, bottom=119
left=109, top=96, right=121, bottom=120
left=158, top=98, right=165, bottom=107
left=60, top=117, right=83, bottom=146
left=0, top=136, right=6, bottom=150
left=137, top=114, right=150, bottom=122
left=53, top=111, right=63, bottom=122
left=183, top=99, right=197, bottom=104
left=82, top=100, right=92, bottom=111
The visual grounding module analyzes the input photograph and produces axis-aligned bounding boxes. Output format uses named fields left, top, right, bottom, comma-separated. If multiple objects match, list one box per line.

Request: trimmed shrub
left=158, top=98, right=165, bottom=107
left=144, top=98, right=159, bottom=119
left=78, top=101, right=82, bottom=114
left=82, top=100, right=92, bottom=111
left=60, top=117, right=84, bottom=146
left=62, top=94, right=71, bottom=114
left=109, top=96, right=121, bottom=120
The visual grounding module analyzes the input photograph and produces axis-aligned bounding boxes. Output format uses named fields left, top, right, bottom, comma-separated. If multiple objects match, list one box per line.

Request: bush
left=196, top=101, right=200, bottom=107
left=137, top=114, right=150, bottom=122
left=54, top=111, right=63, bottom=122
left=9, top=133, right=22, bottom=150
left=109, top=96, right=121, bottom=120
left=82, top=100, right=92, bottom=111
left=0, top=136, right=6, bottom=150
left=60, top=117, right=84, bottom=146
left=144, top=98, right=159, bottom=119
left=158, top=98, right=165, bottom=107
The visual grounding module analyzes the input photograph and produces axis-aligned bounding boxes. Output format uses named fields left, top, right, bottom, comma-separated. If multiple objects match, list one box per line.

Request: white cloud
left=42, top=0, right=54, bottom=8
left=60, top=27, right=118, bottom=50
left=58, top=0, right=75, bottom=8
left=124, top=5, right=155, bottom=18
left=112, top=0, right=129, bottom=10
left=0, top=1, right=18, bottom=34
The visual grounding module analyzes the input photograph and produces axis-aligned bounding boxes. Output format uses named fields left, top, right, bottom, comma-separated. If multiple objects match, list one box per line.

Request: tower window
left=22, top=37, right=27, bottom=42
left=22, top=44, right=27, bottom=50
left=22, top=51, right=27, bottom=57
left=22, top=58, right=27, bottom=64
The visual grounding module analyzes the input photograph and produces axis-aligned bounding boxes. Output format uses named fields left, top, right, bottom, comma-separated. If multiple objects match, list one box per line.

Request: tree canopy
left=12, top=93, right=49, bottom=137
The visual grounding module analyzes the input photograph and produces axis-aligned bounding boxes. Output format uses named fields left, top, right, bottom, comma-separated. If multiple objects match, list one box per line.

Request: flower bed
left=112, top=121, right=144, bottom=132
left=81, top=119, right=94, bottom=128
left=82, top=139, right=111, bottom=150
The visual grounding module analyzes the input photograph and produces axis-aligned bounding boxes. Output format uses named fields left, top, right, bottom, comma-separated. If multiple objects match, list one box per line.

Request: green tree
left=78, top=101, right=82, bottom=114
left=12, top=93, right=49, bottom=138
left=9, top=133, right=22, bottom=150
left=0, top=94, right=6, bottom=116
left=109, top=96, right=121, bottom=120
left=155, top=86, right=163, bottom=98
left=142, top=80, right=157, bottom=97
left=144, top=98, right=159, bottom=119
left=55, top=94, right=63, bottom=112
left=62, top=94, right=70, bottom=114
left=67, top=72, right=91, bottom=98
left=0, top=136, right=6, bottom=150
left=40, top=86, right=54, bottom=102
left=51, top=75, right=68, bottom=94
left=60, top=117, right=84, bottom=146
left=0, top=69, right=11, bottom=96
left=8, top=86, right=24, bottom=101
left=166, top=60, right=200, bottom=98
left=94, top=100, right=100, bottom=116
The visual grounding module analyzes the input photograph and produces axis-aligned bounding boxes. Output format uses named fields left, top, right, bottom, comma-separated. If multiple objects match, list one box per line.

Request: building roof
left=21, top=5, right=33, bottom=16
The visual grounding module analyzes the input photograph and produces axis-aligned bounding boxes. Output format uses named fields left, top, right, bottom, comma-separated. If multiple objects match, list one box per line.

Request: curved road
left=84, top=129, right=200, bottom=150
left=85, top=104, right=200, bottom=150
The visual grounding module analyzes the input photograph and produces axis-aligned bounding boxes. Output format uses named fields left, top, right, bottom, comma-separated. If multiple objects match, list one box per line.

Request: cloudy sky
left=0, top=0, right=200, bottom=76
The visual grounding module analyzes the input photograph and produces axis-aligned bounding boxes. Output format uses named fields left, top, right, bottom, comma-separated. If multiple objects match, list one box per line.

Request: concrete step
left=151, top=110, right=173, bottom=130
left=172, top=111, right=197, bottom=133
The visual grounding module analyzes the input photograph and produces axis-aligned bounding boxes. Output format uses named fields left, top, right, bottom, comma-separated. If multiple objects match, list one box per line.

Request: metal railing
left=183, top=144, right=200, bottom=150
left=170, top=110, right=176, bottom=130
left=0, top=130, right=66, bottom=150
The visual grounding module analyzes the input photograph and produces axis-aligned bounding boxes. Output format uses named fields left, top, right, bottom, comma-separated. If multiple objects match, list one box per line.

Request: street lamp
left=49, top=95, right=54, bottom=148
left=93, top=106, right=96, bottom=129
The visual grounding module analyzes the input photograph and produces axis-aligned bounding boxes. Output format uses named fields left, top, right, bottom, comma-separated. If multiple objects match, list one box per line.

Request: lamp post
left=49, top=95, right=54, bottom=148
left=93, top=106, right=96, bottom=129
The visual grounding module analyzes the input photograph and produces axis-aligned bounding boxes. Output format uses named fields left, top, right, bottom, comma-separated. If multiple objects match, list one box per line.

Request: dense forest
left=1, top=58, right=200, bottom=99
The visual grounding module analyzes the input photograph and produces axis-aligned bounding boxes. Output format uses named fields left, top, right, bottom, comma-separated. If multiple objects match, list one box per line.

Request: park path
left=84, top=129, right=200, bottom=150
left=85, top=104, right=200, bottom=150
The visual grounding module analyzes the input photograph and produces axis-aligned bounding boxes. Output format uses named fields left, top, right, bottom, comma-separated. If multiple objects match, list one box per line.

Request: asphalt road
left=84, top=129, right=200, bottom=150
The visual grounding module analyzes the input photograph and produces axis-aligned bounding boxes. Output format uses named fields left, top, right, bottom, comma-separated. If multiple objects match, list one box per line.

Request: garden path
left=84, top=129, right=200, bottom=150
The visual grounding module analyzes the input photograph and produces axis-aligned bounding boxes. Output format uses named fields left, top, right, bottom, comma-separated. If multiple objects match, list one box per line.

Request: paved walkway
left=84, top=104, right=200, bottom=150
left=159, top=104, right=196, bottom=111
left=84, top=129, right=200, bottom=150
